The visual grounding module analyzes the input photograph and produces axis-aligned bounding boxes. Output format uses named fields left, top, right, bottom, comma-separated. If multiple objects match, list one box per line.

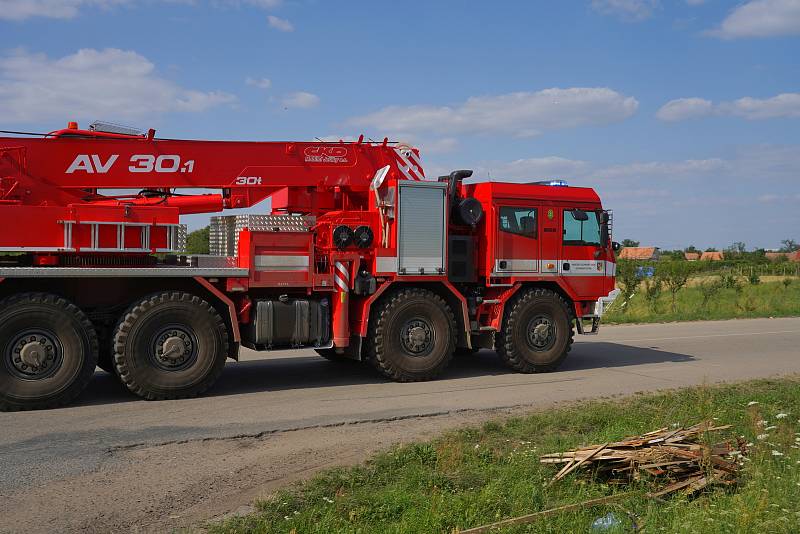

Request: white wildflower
left=757, top=434, right=769, bottom=440
left=765, top=426, right=778, bottom=431
left=776, top=413, right=789, bottom=419
left=771, top=450, right=784, bottom=456
left=747, top=401, right=759, bottom=406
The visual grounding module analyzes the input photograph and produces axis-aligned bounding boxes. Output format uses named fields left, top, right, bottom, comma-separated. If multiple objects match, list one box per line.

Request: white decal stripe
left=397, top=163, right=415, bottom=181
left=334, top=261, right=350, bottom=291
left=335, top=261, right=350, bottom=280
left=334, top=276, right=349, bottom=291
left=394, top=150, right=423, bottom=181
left=407, top=151, right=424, bottom=176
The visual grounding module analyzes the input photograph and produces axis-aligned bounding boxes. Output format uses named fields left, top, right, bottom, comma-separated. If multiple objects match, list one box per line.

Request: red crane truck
left=0, top=122, right=619, bottom=411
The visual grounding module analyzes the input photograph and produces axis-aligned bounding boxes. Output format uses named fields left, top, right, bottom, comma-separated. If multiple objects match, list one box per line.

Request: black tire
left=497, top=288, right=574, bottom=373
left=113, top=292, right=228, bottom=400
left=367, top=288, right=456, bottom=382
left=0, top=293, right=98, bottom=411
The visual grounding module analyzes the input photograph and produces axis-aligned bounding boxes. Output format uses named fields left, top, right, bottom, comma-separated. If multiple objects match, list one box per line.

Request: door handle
left=563, top=262, right=570, bottom=271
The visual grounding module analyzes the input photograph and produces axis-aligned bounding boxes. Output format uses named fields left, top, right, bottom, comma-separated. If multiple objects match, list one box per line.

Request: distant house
left=618, top=247, right=660, bottom=260
left=700, top=251, right=724, bottom=261
left=766, top=251, right=800, bottom=262
left=684, top=252, right=700, bottom=261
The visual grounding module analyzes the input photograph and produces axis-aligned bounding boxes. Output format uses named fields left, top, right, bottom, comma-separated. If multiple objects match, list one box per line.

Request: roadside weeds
left=210, top=376, right=800, bottom=533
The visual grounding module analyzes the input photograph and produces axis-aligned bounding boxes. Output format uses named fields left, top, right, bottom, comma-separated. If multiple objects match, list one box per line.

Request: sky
left=0, top=0, right=798, bottom=250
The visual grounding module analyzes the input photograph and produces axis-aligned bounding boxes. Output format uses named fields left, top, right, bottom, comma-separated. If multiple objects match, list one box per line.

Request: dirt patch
left=0, top=409, right=519, bottom=534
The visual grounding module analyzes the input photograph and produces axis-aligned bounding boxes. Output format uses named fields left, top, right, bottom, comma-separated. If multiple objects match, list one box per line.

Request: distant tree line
left=618, top=238, right=799, bottom=264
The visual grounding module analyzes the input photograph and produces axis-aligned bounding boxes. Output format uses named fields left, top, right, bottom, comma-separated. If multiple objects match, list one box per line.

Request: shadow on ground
left=74, top=342, right=693, bottom=407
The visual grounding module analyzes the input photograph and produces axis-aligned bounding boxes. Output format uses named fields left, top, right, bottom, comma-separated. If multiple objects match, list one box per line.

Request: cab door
left=494, top=204, right=539, bottom=275
left=561, top=208, right=605, bottom=297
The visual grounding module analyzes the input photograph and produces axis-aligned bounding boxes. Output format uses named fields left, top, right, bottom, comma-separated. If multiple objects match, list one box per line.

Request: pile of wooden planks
left=540, top=421, right=748, bottom=497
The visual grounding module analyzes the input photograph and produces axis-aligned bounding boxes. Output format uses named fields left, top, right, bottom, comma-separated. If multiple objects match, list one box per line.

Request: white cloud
left=233, top=0, right=281, bottom=7
left=598, top=158, right=727, bottom=180
left=0, top=0, right=283, bottom=21
left=485, top=157, right=591, bottom=181
left=348, top=87, right=638, bottom=137
left=245, top=76, right=272, bottom=89
left=656, top=97, right=714, bottom=121
left=267, top=14, right=293, bottom=31
left=722, top=93, right=800, bottom=119
left=655, top=93, right=800, bottom=121
left=282, top=91, right=319, bottom=109
left=709, top=0, right=800, bottom=39
left=591, top=0, right=659, bottom=21
left=0, top=48, right=235, bottom=123
left=424, top=137, right=459, bottom=154
left=317, top=135, right=359, bottom=142
left=0, top=0, right=128, bottom=20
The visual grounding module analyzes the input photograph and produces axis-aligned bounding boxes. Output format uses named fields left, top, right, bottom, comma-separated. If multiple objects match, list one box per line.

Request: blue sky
left=1, top=0, right=799, bottom=250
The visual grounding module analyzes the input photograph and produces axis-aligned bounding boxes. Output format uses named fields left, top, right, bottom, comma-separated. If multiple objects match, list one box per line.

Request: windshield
left=563, top=210, right=601, bottom=246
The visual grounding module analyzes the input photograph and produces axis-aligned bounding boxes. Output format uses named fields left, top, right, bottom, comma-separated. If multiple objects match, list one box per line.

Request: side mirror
left=599, top=211, right=610, bottom=224
left=570, top=209, right=589, bottom=221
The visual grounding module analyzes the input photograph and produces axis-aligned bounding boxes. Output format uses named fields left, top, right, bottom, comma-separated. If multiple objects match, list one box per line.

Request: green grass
left=210, top=378, right=800, bottom=534
left=605, top=278, right=800, bottom=324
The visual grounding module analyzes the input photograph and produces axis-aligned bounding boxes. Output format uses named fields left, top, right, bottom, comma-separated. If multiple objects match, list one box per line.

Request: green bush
left=659, top=261, right=696, bottom=313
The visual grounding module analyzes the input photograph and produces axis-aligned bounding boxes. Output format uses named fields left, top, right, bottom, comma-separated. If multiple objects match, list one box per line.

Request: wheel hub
left=152, top=327, right=197, bottom=371
left=6, top=330, right=61, bottom=379
left=400, top=319, right=434, bottom=356
left=526, top=316, right=555, bottom=350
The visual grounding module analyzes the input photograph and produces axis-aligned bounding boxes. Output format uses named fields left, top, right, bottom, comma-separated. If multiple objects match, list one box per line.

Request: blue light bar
left=531, top=179, right=569, bottom=187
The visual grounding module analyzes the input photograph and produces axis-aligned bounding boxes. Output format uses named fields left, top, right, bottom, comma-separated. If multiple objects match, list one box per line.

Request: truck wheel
left=113, top=292, right=228, bottom=400
left=0, top=293, right=98, bottom=411
left=497, top=288, right=574, bottom=373
left=367, top=288, right=456, bottom=382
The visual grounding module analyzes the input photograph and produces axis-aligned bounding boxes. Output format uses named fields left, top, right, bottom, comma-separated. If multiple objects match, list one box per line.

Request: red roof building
left=700, top=251, right=724, bottom=261
left=618, top=247, right=660, bottom=260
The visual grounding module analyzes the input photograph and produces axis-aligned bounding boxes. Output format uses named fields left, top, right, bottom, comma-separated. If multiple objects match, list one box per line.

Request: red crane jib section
left=0, top=128, right=420, bottom=253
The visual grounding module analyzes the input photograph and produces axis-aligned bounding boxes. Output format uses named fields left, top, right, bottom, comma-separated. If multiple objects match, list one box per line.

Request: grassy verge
left=211, top=378, right=800, bottom=533
left=604, top=279, right=800, bottom=324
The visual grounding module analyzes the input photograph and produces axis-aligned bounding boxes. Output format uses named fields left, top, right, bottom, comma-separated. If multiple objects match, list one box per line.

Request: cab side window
left=563, top=209, right=601, bottom=246
left=499, top=207, right=537, bottom=238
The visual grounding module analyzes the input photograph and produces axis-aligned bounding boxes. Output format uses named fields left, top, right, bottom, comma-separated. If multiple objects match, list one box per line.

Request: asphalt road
left=1, top=317, right=799, bottom=533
